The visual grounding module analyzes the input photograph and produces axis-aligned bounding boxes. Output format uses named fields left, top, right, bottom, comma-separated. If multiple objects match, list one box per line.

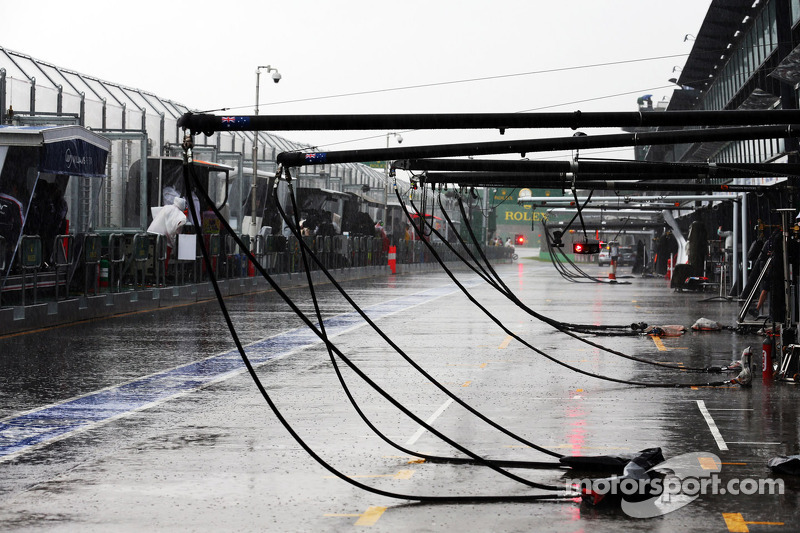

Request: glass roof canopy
left=0, top=46, right=386, bottom=191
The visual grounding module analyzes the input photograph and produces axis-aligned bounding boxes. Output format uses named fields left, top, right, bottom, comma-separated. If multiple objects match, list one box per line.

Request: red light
left=575, top=243, right=584, bottom=253
left=515, top=234, right=525, bottom=245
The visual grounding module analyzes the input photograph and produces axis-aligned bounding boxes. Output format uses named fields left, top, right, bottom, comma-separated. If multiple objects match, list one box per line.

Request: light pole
left=383, top=132, right=402, bottom=237
left=250, top=65, right=281, bottom=243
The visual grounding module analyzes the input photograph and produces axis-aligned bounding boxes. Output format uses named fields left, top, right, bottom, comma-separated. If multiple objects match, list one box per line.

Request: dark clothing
left=0, top=192, right=23, bottom=270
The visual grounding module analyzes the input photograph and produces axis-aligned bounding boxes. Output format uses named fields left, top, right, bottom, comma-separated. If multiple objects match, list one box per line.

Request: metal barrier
left=208, top=233, right=221, bottom=278
left=153, top=234, right=168, bottom=287
left=53, top=234, right=74, bottom=300
left=224, top=234, right=238, bottom=279
left=352, top=237, right=361, bottom=267
left=84, top=234, right=101, bottom=296
left=240, top=234, right=252, bottom=277
left=323, top=236, right=332, bottom=270
left=132, top=233, right=150, bottom=290
left=287, top=235, right=300, bottom=272
left=254, top=234, right=266, bottom=271
left=367, top=237, right=374, bottom=265
left=274, top=235, right=287, bottom=273
left=265, top=235, right=277, bottom=273
left=19, top=235, right=42, bottom=306
left=108, top=233, right=126, bottom=292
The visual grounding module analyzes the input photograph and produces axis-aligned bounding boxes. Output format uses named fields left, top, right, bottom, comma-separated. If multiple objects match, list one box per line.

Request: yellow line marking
left=355, top=506, right=387, bottom=526
left=723, top=513, right=784, bottom=532
left=498, top=335, right=513, bottom=349
left=652, top=337, right=667, bottom=351
left=462, top=381, right=472, bottom=387
left=698, top=456, right=721, bottom=470
left=723, top=513, right=748, bottom=532
left=407, top=458, right=426, bottom=464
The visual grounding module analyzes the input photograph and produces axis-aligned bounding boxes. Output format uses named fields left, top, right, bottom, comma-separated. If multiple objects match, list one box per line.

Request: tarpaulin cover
left=768, top=455, right=800, bottom=475
left=692, top=317, right=723, bottom=331
left=647, top=325, right=687, bottom=337
left=575, top=448, right=666, bottom=506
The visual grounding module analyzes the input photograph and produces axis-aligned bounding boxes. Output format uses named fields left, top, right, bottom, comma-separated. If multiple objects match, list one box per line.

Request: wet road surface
left=1, top=258, right=797, bottom=532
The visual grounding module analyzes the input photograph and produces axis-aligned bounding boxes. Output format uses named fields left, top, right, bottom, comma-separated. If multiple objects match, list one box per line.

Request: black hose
left=436, top=193, right=725, bottom=369
left=181, top=161, right=576, bottom=501
left=399, top=189, right=732, bottom=388
left=278, top=178, right=564, bottom=469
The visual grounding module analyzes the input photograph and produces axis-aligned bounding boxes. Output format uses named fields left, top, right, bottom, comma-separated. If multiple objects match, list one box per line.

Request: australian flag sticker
left=220, top=116, right=250, bottom=129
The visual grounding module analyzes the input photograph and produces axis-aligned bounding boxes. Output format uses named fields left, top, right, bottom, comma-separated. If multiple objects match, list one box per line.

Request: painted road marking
left=462, top=381, right=472, bottom=387
left=405, top=399, right=455, bottom=447
left=325, top=506, right=387, bottom=526
left=324, top=469, right=414, bottom=480
left=697, top=400, right=729, bottom=451
left=698, top=456, right=721, bottom=470
left=722, top=512, right=784, bottom=532
left=498, top=335, right=513, bottom=349
left=727, top=441, right=783, bottom=445
left=0, top=281, right=480, bottom=463
left=652, top=337, right=667, bottom=351
left=355, top=506, right=387, bottom=526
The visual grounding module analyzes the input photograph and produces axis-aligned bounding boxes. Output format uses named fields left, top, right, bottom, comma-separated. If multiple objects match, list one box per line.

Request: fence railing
left=0, top=232, right=513, bottom=306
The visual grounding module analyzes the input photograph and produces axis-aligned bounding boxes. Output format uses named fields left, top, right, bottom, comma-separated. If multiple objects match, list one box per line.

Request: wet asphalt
left=0, top=255, right=798, bottom=532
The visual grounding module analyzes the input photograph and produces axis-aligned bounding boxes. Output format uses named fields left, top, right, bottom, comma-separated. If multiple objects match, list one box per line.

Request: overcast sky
left=2, top=0, right=712, bottom=158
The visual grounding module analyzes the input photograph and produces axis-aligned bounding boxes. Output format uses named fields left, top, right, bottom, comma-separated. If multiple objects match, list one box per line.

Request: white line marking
left=727, top=441, right=783, bottom=445
left=697, top=400, right=728, bottom=451
left=405, top=399, right=454, bottom=447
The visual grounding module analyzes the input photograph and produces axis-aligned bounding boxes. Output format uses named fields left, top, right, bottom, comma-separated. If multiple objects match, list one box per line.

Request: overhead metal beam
left=397, top=157, right=800, bottom=177
left=178, top=109, right=800, bottom=135
left=276, top=125, right=800, bottom=167
left=521, top=194, right=739, bottom=203
left=421, top=172, right=782, bottom=192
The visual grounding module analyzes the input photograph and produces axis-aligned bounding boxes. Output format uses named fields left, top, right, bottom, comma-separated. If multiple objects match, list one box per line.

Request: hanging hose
left=181, top=161, right=576, bottom=501
left=399, top=189, right=733, bottom=388
left=278, top=176, right=564, bottom=470
left=542, top=222, right=623, bottom=285
left=428, top=192, right=721, bottom=372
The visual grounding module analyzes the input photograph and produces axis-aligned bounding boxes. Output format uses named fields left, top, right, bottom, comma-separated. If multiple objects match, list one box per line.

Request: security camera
left=272, top=71, right=282, bottom=84
left=396, top=134, right=403, bottom=144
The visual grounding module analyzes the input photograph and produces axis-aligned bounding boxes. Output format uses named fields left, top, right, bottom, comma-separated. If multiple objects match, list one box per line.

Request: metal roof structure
left=0, top=46, right=386, bottom=192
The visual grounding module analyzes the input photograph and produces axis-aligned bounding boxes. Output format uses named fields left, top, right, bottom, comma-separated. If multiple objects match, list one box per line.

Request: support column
left=740, top=193, right=748, bottom=297
left=732, top=197, right=740, bottom=295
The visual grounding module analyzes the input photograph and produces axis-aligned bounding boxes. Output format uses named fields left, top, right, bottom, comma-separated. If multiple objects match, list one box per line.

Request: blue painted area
left=0, top=282, right=470, bottom=461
